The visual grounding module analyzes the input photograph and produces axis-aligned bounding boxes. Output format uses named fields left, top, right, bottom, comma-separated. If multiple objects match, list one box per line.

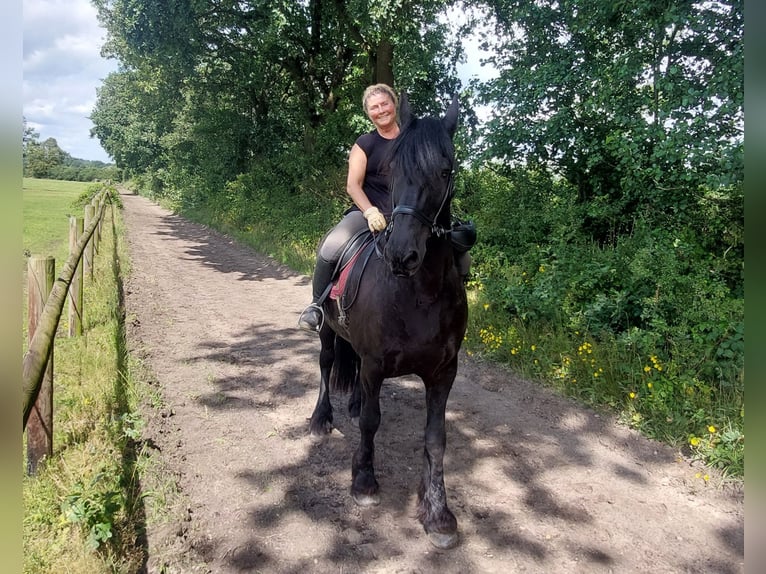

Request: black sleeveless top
left=355, top=130, right=396, bottom=216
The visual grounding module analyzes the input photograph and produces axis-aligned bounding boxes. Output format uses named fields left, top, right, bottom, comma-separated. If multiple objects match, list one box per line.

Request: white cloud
left=23, top=0, right=118, bottom=162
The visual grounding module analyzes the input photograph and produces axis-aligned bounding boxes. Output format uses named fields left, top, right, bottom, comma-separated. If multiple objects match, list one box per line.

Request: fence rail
left=23, top=188, right=112, bottom=474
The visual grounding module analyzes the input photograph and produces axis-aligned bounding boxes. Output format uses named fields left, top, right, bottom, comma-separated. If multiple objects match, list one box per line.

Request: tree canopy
left=90, top=0, right=465, bottom=191
left=475, top=0, right=743, bottom=242
left=90, top=1, right=742, bottom=231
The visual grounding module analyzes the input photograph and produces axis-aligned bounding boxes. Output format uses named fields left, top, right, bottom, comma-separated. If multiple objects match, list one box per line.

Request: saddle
left=328, top=234, right=378, bottom=325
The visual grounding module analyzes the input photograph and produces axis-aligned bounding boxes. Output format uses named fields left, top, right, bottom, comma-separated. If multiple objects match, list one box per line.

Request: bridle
left=387, top=169, right=456, bottom=239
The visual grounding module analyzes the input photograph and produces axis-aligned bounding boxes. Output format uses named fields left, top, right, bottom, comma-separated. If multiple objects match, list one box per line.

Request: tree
left=22, top=117, right=40, bottom=172
left=90, top=69, right=172, bottom=176
left=25, top=137, right=67, bottom=179
left=476, top=0, right=743, bottom=242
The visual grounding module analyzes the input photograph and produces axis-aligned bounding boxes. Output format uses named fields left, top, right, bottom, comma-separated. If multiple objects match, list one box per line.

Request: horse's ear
left=443, top=94, right=459, bottom=138
left=399, top=91, right=411, bottom=127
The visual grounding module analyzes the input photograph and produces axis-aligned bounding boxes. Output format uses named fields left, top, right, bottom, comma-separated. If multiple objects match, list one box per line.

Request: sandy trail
left=121, top=190, right=743, bottom=573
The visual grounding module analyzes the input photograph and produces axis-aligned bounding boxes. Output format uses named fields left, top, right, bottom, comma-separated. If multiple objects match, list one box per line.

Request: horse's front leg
left=350, top=360, right=383, bottom=506
left=308, top=325, right=335, bottom=436
left=418, top=358, right=459, bottom=549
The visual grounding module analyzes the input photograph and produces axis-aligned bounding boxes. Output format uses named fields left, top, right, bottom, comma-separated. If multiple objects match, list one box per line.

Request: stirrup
left=298, top=303, right=324, bottom=333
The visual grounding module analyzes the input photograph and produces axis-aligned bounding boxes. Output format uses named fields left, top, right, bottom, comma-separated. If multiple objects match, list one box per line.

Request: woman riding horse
left=298, top=84, right=401, bottom=333
left=298, top=84, right=472, bottom=333
left=306, top=91, right=474, bottom=549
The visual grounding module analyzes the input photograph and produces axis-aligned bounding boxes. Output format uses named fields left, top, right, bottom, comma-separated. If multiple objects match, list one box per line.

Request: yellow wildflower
left=690, top=437, right=700, bottom=446
left=629, top=392, right=636, bottom=399
left=644, top=365, right=651, bottom=373
left=647, top=382, right=653, bottom=389
left=708, top=425, right=717, bottom=434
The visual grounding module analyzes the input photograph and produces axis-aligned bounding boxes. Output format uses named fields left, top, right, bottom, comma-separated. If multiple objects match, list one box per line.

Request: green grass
left=22, top=178, right=95, bottom=346
left=22, top=179, right=147, bottom=573
left=23, top=178, right=87, bottom=263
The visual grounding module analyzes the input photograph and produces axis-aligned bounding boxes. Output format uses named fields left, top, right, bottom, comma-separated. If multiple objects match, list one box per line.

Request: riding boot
left=450, top=220, right=476, bottom=283
left=298, top=256, right=336, bottom=333
left=455, top=251, right=472, bottom=282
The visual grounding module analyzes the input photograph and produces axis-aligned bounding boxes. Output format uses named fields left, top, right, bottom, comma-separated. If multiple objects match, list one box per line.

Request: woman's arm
left=346, top=143, right=386, bottom=231
left=346, top=143, right=374, bottom=212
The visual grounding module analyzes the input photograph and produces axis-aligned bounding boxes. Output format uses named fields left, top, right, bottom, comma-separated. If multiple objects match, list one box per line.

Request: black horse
left=308, top=93, right=467, bottom=549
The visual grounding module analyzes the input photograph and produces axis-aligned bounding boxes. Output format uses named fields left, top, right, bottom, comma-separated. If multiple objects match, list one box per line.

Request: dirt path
left=120, top=189, right=744, bottom=574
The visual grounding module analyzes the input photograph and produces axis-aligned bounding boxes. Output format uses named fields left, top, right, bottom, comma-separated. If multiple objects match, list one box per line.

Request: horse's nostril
left=386, top=249, right=421, bottom=277
left=403, top=251, right=419, bottom=266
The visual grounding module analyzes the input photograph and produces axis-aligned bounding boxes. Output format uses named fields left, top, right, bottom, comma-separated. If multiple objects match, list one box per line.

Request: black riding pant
left=311, top=210, right=367, bottom=301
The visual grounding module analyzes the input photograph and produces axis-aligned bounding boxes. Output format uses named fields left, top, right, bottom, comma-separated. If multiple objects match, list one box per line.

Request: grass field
left=23, top=178, right=88, bottom=264
left=22, top=178, right=91, bottom=346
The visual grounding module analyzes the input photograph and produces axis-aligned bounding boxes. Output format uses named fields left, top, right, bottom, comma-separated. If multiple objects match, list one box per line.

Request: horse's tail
left=330, top=337, right=359, bottom=395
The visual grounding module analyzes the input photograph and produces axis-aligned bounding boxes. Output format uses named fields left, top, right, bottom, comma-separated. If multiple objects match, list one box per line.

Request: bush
left=461, top=167, right=743, bottom=476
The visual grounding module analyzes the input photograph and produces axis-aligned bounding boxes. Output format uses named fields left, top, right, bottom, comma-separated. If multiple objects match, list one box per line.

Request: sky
left=23, top=0, right=118, bottom=163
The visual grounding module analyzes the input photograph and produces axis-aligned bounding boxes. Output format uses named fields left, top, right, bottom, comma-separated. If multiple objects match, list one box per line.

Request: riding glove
left=363, top=207, right=387, bottom=232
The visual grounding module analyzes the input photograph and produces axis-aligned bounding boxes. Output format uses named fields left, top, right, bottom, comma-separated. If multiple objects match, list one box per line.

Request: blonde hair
left=362, top=83, right=398, bottom=114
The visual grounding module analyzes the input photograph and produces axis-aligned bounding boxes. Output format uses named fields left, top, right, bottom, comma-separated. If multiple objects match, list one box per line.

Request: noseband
left=387, top=170, right=455, bottom=238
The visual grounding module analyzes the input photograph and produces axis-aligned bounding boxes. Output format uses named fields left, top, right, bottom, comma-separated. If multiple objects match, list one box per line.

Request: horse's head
left=384, top=93, right=459, bottom=277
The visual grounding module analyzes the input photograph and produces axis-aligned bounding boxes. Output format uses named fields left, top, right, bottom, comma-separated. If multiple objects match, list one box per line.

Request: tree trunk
left=375, top=38, right=394, bottom=88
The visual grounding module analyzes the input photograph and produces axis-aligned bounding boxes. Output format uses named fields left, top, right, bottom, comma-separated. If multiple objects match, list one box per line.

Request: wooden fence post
left=84, top=204, right=95, bottom=280
left=26, top=256, right=55, bottom=475
left=68, top=216, right=84, bottom=337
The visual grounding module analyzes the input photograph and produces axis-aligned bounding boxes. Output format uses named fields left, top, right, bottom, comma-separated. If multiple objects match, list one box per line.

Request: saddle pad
left=330, top=248, right=364, bottom=301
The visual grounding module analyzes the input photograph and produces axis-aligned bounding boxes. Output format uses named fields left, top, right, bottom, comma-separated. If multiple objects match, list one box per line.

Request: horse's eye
left=441, top=169, right=452, bottom=179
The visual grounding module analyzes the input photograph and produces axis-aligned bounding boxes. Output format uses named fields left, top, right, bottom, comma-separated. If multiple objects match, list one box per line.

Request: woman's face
left=365, top=93, right=397, bottom=130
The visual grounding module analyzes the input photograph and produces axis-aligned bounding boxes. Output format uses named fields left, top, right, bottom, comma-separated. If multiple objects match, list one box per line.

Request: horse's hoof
left=308, top=422, right=333, bottom=438
left=352, top=492, right=380, bottom=507
left=428, top=531, right=459, bottom=549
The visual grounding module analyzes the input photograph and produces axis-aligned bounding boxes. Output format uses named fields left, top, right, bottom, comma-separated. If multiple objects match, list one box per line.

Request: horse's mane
left=387, top=116, right=455, bottom=187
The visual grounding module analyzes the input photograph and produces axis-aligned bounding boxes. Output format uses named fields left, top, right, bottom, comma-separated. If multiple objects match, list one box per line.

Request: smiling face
left=364, top=92, right=398, bottom=132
